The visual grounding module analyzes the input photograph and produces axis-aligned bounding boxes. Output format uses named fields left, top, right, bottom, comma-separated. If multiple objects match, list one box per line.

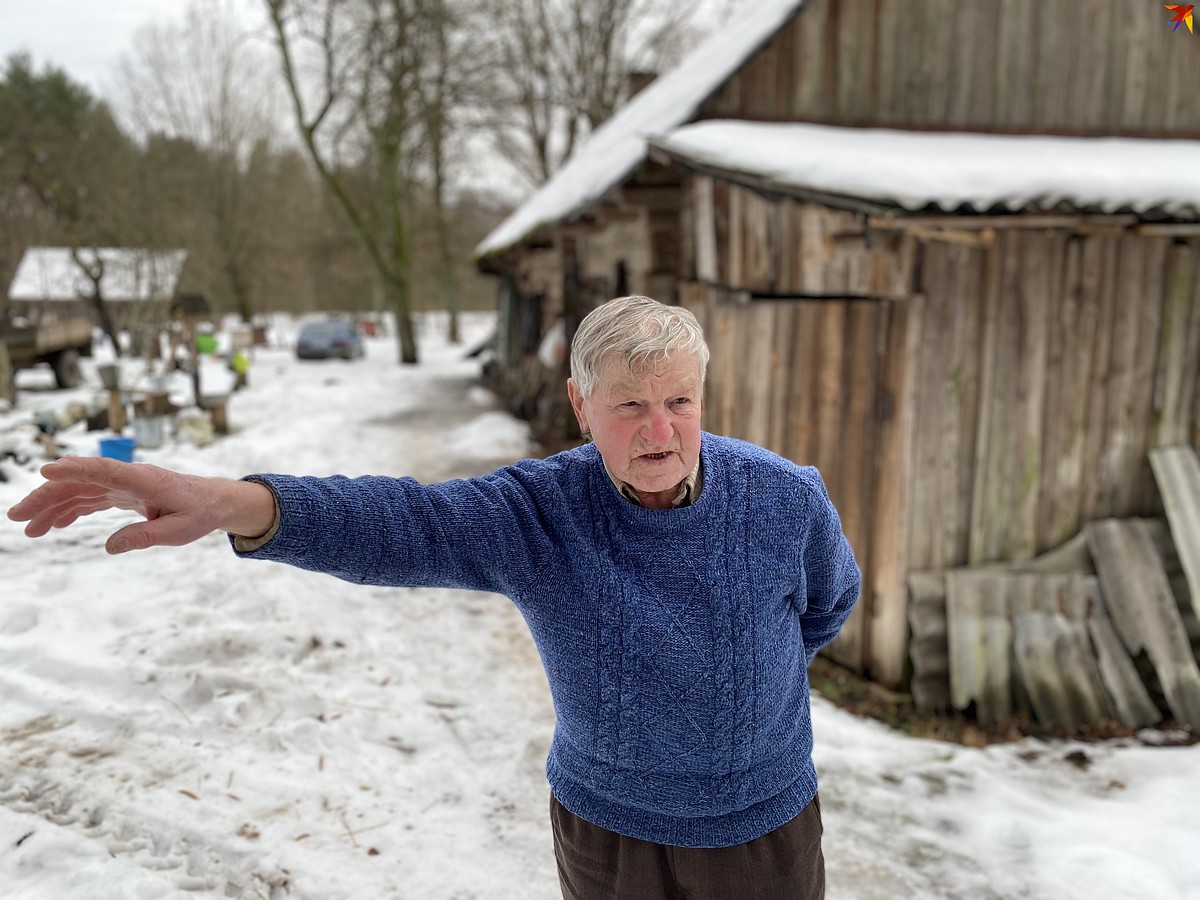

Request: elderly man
left=9, top=295, right=860, bottom=900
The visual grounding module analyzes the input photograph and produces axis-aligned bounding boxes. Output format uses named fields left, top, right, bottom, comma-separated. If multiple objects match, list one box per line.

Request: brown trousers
left=550, top=794, right=824, bottom=900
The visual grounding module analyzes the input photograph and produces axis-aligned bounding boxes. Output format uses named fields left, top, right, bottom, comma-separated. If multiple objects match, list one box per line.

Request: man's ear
left=566, top=378, right=589, bottom=433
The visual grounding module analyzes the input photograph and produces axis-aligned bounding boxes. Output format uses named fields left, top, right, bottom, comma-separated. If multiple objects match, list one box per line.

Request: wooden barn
left=475, top=0, right=1200, bottom=732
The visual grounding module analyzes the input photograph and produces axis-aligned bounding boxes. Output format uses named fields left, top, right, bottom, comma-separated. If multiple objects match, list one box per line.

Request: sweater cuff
left=230, top=478, right=282, bottom=552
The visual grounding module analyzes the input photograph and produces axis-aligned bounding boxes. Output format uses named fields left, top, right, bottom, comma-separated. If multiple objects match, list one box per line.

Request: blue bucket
left=99, top=437, right=136, bottom=463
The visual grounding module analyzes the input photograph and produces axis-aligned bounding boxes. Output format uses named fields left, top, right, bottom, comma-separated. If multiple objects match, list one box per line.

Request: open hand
left=7, top=456, right=275, bottom=554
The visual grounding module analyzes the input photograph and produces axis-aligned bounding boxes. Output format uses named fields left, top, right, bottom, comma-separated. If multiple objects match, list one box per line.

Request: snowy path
left=1, top=317, right=559, bottom=899
left=1, top=313, right=1197, bottom=899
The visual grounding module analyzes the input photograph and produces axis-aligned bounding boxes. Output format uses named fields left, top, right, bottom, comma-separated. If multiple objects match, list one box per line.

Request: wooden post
left=209, top=402, right=229, bottom=435
left=107, top=390, right=127, bottom=432
left=0, top=340, right=13, bottom=405
left=869, top=299, right=921, bottom=689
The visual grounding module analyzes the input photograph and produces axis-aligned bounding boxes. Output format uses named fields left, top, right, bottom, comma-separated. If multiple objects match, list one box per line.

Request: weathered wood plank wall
left=680, top=282, right=904, bottom=674
left=701, top=0, right=1200, bottom=135
left=684, top=171, right=1200, bottom=686
left=684, top=177, right=918, bottom=300
left=1150, top=447, right=1200, bottom=623
left=911, top=232, right=1200, bottom=575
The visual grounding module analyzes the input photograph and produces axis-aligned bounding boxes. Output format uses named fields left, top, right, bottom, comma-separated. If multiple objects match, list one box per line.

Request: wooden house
left=476, top=0, right=1200, bottom=730
left=7, top=247, right=188, bottom=331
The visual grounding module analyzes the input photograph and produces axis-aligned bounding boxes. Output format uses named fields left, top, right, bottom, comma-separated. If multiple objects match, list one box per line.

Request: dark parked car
left=295, top=320, right=365, bottom=360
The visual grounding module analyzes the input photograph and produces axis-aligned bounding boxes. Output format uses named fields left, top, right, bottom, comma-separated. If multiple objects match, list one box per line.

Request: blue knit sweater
left=235, top=432, right=861, bottom=848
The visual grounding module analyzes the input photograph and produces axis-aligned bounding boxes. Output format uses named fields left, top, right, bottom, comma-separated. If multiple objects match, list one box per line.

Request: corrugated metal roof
left=474, top=0, right=806, bottom=258
left=8, top=248, right=188, bottom=302
left=650, top=121, right=1200, bottom=220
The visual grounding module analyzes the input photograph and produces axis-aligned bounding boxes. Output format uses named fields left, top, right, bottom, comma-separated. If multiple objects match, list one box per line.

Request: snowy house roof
left=474, top=0, right=805, bottom=259
left=8, top=247, right=188, bottom=302
left=649, top=121, right=1200, bottom=220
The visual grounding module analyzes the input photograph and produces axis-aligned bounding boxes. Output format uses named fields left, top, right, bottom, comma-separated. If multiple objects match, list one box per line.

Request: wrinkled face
left=568, top=352, right=703, bottom=510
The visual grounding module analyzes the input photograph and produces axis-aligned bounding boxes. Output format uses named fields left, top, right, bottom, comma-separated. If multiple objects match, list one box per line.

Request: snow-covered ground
left=1, top=313, right=1197, bottom=900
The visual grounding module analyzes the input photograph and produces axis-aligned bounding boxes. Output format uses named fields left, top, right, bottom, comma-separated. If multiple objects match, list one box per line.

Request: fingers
left=8, top=457, right=154, bottom=528
left=16, top=495, right=142, bottom=539
left=38, top=455, right=130, bottom=482
left=9, top=483, right=126, bottom=534
left=12, top=480, right=118, bottom=513
left=21, top=505, right=86, bottom=538
left=107, top=514, right=213, bottom=555
left=107, top=522, right=150, bottom=555
left=8, top=458, right=113, bottom=521
left=7, top=489, right=42, bottom=523
left=35, top=457, right=157, bottom=498
left=9, top=490, right=85, bottom=535
left=9, top=457, right=210, bottom=553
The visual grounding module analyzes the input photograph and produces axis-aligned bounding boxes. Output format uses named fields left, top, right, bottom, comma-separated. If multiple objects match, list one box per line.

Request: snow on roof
left=650, top=121, right=1200, bottom=219
left=8, top=247, right=188, bottom=302
left=474, top=0, right=805, bottom=258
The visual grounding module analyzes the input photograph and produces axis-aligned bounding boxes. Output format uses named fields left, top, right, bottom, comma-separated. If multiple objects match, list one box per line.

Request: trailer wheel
left=52, top=349, right=82, bottom=389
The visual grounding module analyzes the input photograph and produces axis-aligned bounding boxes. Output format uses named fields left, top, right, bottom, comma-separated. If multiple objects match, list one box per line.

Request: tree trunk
left=267, top=1, right=425, bottom=368
left=436, top=207, right=461, bottom=344
left=441, top=260, right=460, bottom=345
left=227, top=259, right=254, bottom=325
left=384, top=275, right=418, bottom=364
left=88, top=295, right=123, bottom=359
left=69, top=249, right=122, bottom=358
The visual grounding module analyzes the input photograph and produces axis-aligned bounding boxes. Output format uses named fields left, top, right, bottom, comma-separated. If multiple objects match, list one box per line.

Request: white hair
left=569, top=295, right=709, bottom=398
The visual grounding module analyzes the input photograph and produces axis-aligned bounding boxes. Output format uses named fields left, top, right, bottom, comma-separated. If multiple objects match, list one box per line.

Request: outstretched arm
left=7, top=457, right=275, bottom=555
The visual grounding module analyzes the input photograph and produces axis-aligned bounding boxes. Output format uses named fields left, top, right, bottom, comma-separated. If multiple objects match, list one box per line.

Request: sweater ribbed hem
left=546, top=753, right=818, bottom=849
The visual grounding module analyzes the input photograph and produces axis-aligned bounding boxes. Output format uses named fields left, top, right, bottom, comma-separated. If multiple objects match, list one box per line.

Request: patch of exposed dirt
left=808, top=656, right=1200, bottom=748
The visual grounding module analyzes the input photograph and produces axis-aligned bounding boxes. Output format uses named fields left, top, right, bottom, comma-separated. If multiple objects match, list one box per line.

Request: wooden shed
left=7, top=247, right=188, bottom=331
left=475, top=0, right=813, bottom=433
left=652, top=123, right=1200, bottom=720
left=476, top=0, right=1200, bottom=728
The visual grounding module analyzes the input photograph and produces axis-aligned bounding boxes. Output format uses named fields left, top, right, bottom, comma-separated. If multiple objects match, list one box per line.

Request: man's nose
left=643, top=408, right=673, bottom=444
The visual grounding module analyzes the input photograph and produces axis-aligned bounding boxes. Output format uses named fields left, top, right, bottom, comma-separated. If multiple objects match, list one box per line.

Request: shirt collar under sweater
left=585, top=440, right=718, bottom=536
left=601, top=456, right=702, bottom=508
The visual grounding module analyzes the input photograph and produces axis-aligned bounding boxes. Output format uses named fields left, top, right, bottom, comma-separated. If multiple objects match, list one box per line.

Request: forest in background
left=0, top=0, right=734, bottom=360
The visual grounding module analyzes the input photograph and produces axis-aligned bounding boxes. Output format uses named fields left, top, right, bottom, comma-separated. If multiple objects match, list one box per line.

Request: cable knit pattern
left=232, top=432, right=860, bottom=848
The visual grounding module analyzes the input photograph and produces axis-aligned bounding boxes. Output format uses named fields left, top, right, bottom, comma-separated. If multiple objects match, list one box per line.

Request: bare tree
left=267, top=0, right=453, bottom=363
left=117, top=0, right=280, bottom=323
left=409, top=0, right=499, bottom=343
left=483, top=0, right=705, bottom=188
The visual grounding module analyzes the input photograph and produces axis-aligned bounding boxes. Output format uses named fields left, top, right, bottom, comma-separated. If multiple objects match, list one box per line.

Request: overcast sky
left=1, top=0, right=264, bottom=98
left=0, top=0, right=745, bottom=203
left=2, top=0, right=744, bottom=102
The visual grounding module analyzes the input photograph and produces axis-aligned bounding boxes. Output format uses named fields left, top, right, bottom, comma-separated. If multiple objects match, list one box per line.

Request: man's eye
left=672, top=397, right=691, bottom=406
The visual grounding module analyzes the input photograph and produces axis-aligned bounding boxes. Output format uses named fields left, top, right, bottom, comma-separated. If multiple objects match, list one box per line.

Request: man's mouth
left=640, top=451, right=671, bottom=460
